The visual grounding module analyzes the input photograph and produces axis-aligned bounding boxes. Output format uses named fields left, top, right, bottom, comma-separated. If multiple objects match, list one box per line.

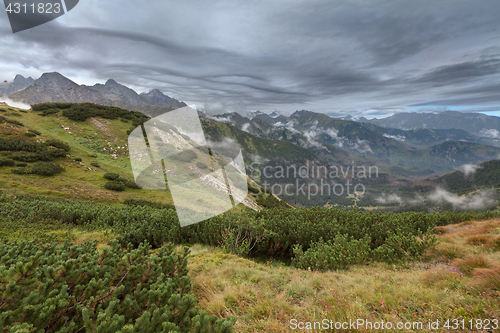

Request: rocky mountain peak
left=1, top=74, right=35, bottom=95
left=105, top=79, right=119, bottom=86
left=8, top=72, right=187, bottom=116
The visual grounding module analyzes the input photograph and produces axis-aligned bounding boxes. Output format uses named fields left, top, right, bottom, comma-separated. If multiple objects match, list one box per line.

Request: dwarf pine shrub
left=5, top=118, right=23, bottom=126
left=45, top=139, right=71, bottom=151
left=291, top=235, right=372, bottom=271
left=0, top=240, right=236, bottom=332
left=0, top=159, right=15, bottom=167
left=120, top=178, right=141, bottom=189
left=28, top=129, right=41, bottom=135
left=31, top=162, right=64, bottom=176
left=104, top=172, right=120, bottom=180
left=10, top=162, right=64, bottom=176
left=105, top=180, right=125, bottom=192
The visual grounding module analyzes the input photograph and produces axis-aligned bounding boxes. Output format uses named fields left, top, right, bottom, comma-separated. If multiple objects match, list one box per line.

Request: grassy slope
left=3, top=197, right=498, bottom=332
left=0, top=105, right=173, bottom=205
left=187, top=219, right=500, bottom=332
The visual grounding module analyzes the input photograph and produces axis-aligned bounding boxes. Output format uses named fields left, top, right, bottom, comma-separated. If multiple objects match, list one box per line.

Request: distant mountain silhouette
left=9, top=72, right=186, bottom=116
left=360, top=111, right=500, bottom=137
left=0, top=74, right=34, bottom=95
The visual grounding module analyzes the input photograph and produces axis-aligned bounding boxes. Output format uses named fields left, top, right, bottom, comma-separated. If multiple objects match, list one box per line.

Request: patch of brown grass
left=472, top=266, right=500, bottom=291
left=489, top=236, right=500, bottom=251
left=420, top=266, right=462, bottom=288
left=425, top=243, right=465, bottom=261
left=452, top=255, right=491, bottom=275
left=466, top=234, right=494, bottom=246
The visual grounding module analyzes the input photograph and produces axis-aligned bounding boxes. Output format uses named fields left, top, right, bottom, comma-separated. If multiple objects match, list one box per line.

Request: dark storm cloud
left=414, top=58, right=500, bottom=86
left=0, top=0, right=498, bottom=116
left=411, top=95, right=500, bottom=107
left=450, top=82, right=500, bottom=96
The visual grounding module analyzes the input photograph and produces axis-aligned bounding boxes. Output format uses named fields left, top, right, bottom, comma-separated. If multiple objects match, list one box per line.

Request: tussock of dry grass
left=184, top=220, right=500, bottom=332
left=466, top=234, right=495, bottom=246
left=452, top=255, right=491, bottom=275
left=472, top=266, right=500, bottom=291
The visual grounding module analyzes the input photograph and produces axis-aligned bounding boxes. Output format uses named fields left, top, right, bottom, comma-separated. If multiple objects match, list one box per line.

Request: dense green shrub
left=11, top=167, right=30, bottom=174
left=292, top=235, right=372, bottom=271
left=104, top=172, right=120, bottom=180
left=123, top=198, right=176, bottom=211
left=373, top=230, right=438, bottom=262
left=28, top=128, right=41, bottom=135
left=11, top=151, right=44, bottom=162
left=0, top=137, right=45, bottom=152
left=55, top=102, right=149, bottom=124
left=11, top=162, right=64, bottom=176
left=120, top=178, right=141, bottom=189
left=4, top=118, right=23, bottom=126
left=23, top=131, right=36, bottom=137
left=15, top=162, right=27, bottom=167
left=74, top=157, right=82, bottom=162
left=47, top=148, right=67, bottom=158
left=0, top=240, right=236, bottom=332
left=103, top=174, right=140, bottom=190
left=41, top=109, right=60, bottom=116
left=31, top=102, right=72, bottom=111
left=220, top=214, right=268, bottom=257
left=31, top=162, right=64, bottom=176
left=1, top=196, right=499, bottom=270
left=247, top=182, right=261, bottom=194
left=0, top=159, right=15, bottom=167
left=0, top=138, right=67, bottom=163
left=45, top=139, right=71, bottom=151
left=90, top=162, right=100, bottom=168
left=62, top=105, right=91, bottom=121
left=105, top=180, right=125, bottom=192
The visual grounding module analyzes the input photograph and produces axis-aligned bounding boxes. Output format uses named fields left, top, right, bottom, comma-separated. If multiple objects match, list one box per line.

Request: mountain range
left=0, top=74, right=34, bottom=95
left=4, top=71, right=500, bottom=177
left=206, top=110, right=500, bottom=173
left=359, top=111, right=500, bottom=138
left=7, top=72, right=186, bottom=117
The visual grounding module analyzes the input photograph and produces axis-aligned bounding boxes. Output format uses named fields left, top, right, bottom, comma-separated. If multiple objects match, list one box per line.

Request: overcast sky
left=0, top=0, right=499, bottom=118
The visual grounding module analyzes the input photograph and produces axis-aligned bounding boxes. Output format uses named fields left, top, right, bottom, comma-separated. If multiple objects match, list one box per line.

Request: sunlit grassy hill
left=0, top=103, right=273, bottom=212
left=0, top=103, right=157, bottom=203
